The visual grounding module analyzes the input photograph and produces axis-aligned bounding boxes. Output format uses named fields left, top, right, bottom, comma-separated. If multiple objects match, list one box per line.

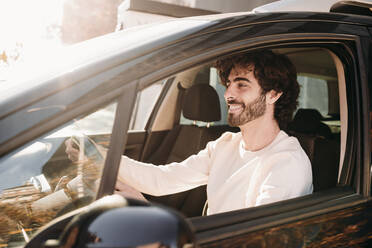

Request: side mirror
left=43, top=195, right=194, bottom=248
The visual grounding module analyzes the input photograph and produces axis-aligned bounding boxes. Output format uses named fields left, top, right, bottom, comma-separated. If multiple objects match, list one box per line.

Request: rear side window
left=297, top=76, right=329, bottom=117
left=129, top=81, right=165, bottom=130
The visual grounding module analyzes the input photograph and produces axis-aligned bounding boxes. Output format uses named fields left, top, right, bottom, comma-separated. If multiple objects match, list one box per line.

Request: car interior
left=126, top=46, right=346, bottom=218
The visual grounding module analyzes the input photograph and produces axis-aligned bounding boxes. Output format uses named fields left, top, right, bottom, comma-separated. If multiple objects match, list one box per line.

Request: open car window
left=0, top=102, right=117, bottom=247
left=141, top=46, right=345, bottom=219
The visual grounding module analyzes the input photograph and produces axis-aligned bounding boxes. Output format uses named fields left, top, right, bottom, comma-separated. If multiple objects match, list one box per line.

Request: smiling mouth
left=228, top=104, right=244, bottom=114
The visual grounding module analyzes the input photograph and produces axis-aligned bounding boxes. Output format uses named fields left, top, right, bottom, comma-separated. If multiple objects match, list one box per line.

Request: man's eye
left=238, top=83, right=248, bottom=88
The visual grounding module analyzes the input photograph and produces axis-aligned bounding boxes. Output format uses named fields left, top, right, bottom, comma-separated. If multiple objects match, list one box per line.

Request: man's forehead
left=229, top=64, right=254, bottom=76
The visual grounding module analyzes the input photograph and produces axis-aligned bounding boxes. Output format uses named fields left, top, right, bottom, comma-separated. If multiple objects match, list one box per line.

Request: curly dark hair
left=215, top=50, right=299, bottom=129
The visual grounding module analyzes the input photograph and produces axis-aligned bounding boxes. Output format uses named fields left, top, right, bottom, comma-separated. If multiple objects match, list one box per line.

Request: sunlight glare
left=0, top=0, right=65, bottom=83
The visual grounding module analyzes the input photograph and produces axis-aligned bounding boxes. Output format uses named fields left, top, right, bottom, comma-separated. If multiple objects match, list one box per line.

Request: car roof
left=253, top=0, right=372, bottom=13
left=1, top=10, right=372, bottom=154
left=1, top=10, right=371, bottom=121
left=0, top=19, right=214, bottom=120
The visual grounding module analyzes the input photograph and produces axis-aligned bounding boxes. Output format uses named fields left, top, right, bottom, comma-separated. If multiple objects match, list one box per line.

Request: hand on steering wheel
left=65, top=138, right=80, bottom=162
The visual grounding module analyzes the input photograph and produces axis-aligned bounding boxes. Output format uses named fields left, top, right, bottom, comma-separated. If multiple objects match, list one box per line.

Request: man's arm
left=118, top=142, right=215, bottom=196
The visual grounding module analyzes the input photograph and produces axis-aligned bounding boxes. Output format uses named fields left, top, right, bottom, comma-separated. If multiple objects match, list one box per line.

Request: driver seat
left=146, top=83, right=232, bottom=217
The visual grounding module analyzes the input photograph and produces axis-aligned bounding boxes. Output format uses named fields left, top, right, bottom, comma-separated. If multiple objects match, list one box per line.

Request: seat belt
left=174, top=82, right=186, bottom=126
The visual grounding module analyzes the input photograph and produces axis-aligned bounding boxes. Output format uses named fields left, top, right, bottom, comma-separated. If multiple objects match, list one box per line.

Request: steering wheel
left=66, top=134, right=105, bottom=198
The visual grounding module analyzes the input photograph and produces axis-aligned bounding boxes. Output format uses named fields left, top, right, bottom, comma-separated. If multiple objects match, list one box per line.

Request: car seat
left=288, top=108, right=333, bottom=139
left=287, top=108, right=340, bottom=192
left=145, top=83, right=238, bottom=217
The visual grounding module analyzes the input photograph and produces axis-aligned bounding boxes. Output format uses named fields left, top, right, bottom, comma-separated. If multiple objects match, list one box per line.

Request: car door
left=174, top=14, right=371, bottom=247
left=112, top=12, right=372, bottom=247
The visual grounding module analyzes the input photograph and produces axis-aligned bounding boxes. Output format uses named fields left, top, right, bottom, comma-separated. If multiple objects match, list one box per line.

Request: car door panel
left=124, top=130, right=172, bottom=162
left=140, top=130, right=171, bottom=163
left=196, top=197, right=371, bottom=247
left=124, top=131, right=147, bottom=160
left=151, top=17, right=371, bottom=247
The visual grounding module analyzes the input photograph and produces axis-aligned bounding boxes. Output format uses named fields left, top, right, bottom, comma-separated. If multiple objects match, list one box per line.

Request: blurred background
left=0, top=0, right=275, bottom=84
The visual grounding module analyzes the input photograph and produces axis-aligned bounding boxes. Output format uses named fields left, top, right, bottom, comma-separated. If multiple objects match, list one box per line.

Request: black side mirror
left=43, top=195, right=194, bottom=248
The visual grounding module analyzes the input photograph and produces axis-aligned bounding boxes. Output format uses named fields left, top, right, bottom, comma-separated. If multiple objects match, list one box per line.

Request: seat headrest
left=288, top=108, right=332, bottom=139
left=182, top=84, right=221, bottom=122
left=293, top=108, right=322, bottom=125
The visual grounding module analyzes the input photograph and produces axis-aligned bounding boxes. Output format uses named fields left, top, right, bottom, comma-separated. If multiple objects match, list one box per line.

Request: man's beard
left=227, top=94, right=266, bottom=127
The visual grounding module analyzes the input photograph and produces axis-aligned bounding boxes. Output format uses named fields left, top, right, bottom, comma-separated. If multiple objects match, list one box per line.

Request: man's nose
left=224, top=84, right=234, bottom=101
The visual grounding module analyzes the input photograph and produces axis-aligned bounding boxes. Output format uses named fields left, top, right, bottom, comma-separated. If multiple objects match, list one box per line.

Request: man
left=116, top=50, right=313, bottom=215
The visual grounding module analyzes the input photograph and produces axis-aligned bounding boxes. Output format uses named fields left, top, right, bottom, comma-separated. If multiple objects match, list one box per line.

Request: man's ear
left=266, top=90, right=283, bottom=105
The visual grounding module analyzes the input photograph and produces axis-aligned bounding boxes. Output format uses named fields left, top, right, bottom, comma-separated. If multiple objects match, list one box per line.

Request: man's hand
left=115, top=180, right=148, bottom=202
left=65, top=138, right=80, bottom=162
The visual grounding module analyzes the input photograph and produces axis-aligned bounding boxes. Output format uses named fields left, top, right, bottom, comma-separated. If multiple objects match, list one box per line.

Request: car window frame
left=130, top=32, right=370, bottom=244
left=97, top=82, right=138, bottom=197
left=356, top=35, right=372, bottom=197
left=140, top=34, right=363, bottom=185
left=0, top=79, right=137, bottom=248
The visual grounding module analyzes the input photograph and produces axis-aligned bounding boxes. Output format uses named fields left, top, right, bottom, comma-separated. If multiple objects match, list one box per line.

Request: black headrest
left=288, top=108, right=332, bottom=139
left=293, top=108, right=322, bottom=125
left=182, top=84, right=221, bottom=122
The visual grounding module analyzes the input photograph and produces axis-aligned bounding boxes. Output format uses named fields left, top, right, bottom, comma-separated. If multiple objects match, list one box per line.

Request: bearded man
left=117, top=50, right=313, bottom=215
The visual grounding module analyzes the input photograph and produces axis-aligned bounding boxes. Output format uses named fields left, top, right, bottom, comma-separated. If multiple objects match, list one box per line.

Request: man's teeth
left=229, top=104, right=243, bottom=111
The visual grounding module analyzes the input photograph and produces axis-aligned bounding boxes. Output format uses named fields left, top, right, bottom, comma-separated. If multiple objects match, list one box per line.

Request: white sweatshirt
left=118, top=131, right=313, bottom=215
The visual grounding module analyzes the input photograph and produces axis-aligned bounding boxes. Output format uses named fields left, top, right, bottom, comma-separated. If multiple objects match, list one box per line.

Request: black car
left=0, top=2, right=371, bottom=247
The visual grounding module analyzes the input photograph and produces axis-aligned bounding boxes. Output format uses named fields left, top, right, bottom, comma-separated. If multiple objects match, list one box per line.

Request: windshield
left=0, top=102, right=116, bottom=247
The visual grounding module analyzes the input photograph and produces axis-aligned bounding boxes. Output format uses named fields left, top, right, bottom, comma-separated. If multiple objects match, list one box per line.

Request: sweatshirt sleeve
left=118, top=139, right=216, bottom=196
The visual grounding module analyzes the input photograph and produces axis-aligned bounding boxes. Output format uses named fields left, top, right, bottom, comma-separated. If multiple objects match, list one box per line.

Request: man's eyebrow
left=233, top=77, right=251, bottom=82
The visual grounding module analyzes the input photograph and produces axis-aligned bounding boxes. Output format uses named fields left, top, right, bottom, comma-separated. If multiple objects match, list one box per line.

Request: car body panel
left=198, top=197, right=372, bottom=247
left=254, top=0, right=372, bottom=13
